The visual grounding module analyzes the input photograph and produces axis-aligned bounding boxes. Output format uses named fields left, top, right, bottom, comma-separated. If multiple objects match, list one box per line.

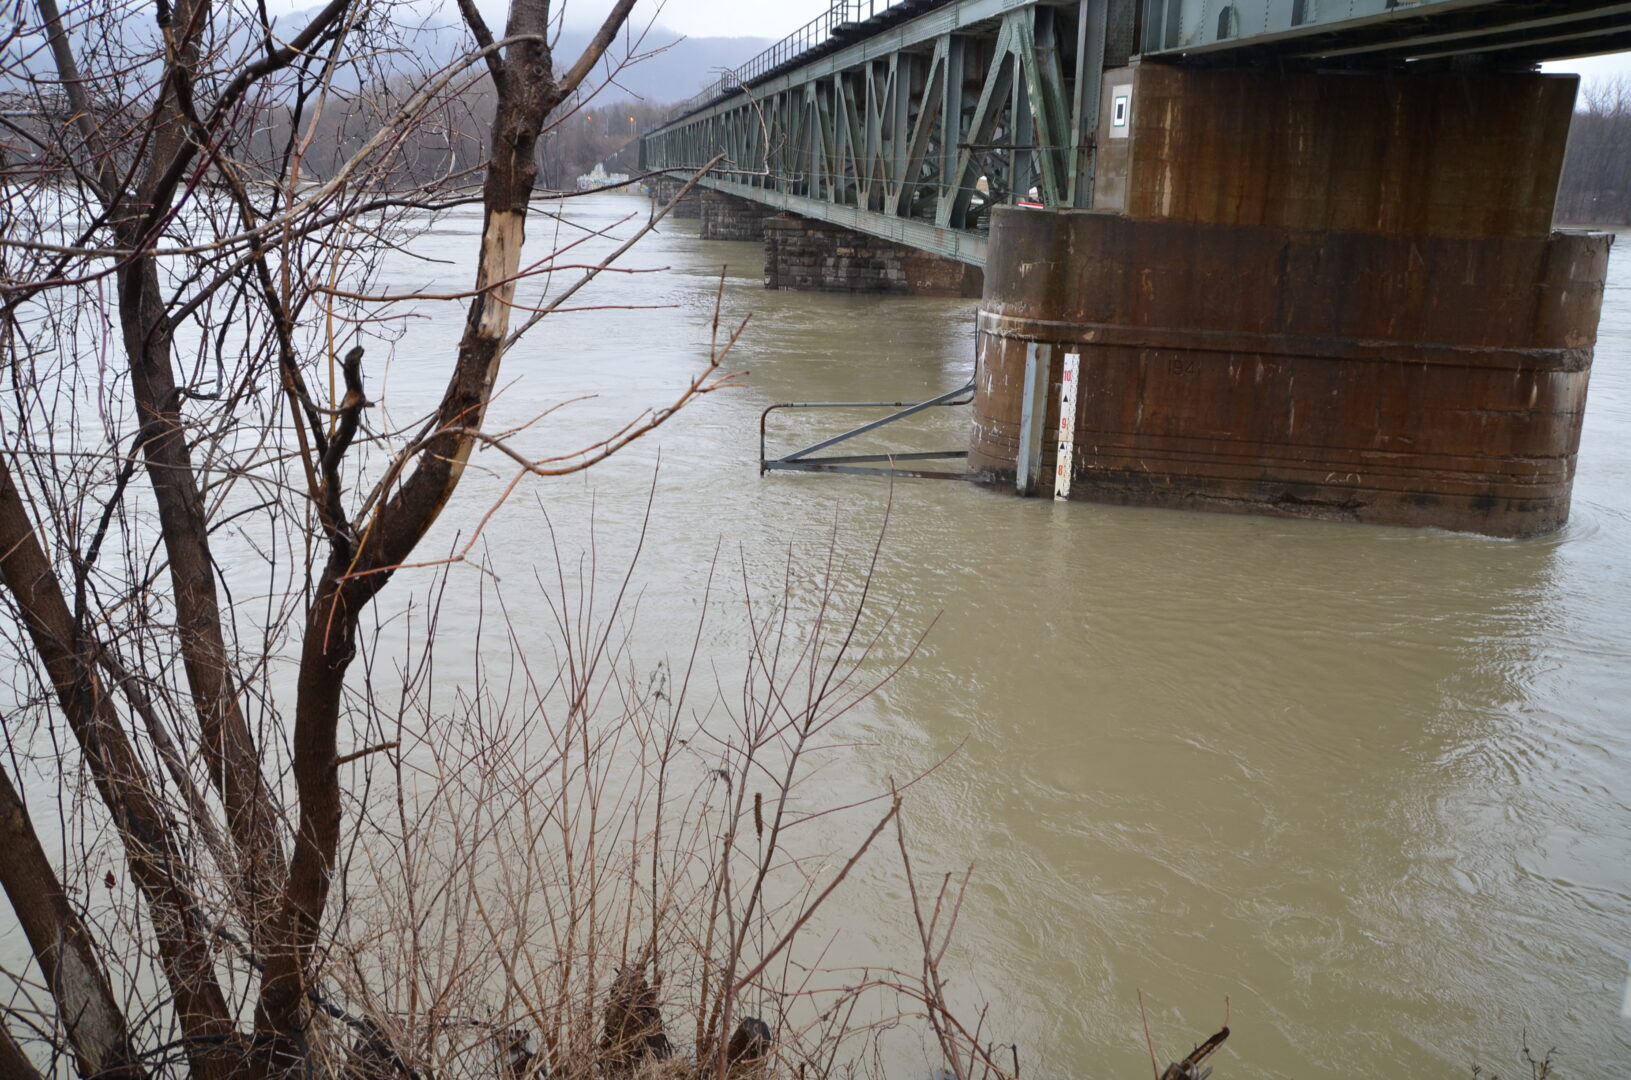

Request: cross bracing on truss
left=644, top=0, right=1123, bottom=263
left=656, top=0, right=934, bottom=130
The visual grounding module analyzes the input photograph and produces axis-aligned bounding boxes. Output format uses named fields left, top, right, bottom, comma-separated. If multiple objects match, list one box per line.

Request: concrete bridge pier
left=972, top=66, right=1613, bottom=537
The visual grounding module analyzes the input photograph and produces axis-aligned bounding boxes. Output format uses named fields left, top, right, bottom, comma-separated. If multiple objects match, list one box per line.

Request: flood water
left=311, top=192, right=1631, bottom=1077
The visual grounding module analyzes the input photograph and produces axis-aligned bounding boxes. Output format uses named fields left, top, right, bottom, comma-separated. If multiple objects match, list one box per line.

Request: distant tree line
left=247, top=74, right=671, bottom=190
left=1557, top=78, right=1631, bottom=227
left=274, top=68, right=1627, bottom=217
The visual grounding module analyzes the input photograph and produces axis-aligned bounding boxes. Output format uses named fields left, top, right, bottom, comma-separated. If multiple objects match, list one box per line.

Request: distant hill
left=557, top=29, right=775, bottom=105
left=272, top=3, right=771, bottom=106
left=0, top=3, right=772, bottom=185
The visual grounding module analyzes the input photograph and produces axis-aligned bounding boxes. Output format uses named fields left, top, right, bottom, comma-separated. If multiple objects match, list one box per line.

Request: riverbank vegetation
left=1558, top=77, right=1631, bottom=227
left=0, top=0, right=1019, bottom=1076
left=247, top=78, right=668, bottom=192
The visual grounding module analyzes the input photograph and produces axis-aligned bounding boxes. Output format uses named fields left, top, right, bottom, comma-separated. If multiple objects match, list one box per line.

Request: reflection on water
left=196, top=194, right=1631, bottom=1076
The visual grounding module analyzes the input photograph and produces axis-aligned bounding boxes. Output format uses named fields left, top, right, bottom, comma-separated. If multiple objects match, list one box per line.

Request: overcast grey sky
left=1544, top=51, right=1631, bottom=83
left=620, top=0, right=834, bottom=39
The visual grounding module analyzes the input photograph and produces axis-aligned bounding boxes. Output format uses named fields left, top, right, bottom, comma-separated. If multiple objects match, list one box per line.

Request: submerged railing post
left=1054, top=351, right=1079, bottom=501
left=759, top=381, right=974, bottom=480
left=1015, top=341, right=1051, bottom=497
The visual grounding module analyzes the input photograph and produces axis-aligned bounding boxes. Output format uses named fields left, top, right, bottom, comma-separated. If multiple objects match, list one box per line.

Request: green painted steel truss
left=643, top=0, right=1111, bottom=266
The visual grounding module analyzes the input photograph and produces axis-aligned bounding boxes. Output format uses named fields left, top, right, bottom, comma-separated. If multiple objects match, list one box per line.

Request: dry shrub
left=297, top=503, right=1016, bottom=1080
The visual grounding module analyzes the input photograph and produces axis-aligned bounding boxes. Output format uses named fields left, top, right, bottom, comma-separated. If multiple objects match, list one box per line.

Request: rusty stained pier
left=645, top=0, right=1624, bottom=537
left=973, top=65, right=1612, bottom=537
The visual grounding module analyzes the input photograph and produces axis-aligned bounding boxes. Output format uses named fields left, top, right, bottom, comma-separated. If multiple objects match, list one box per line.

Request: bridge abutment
left=973, top=67, right=1612, bottom=537
left=763, top=214, right=983, bottom=297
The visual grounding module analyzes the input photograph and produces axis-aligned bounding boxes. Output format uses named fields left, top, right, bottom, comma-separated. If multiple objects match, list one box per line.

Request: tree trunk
left=0, top=457, right=236, bottom=1080
left=0, top=769, right=140, bottom=1079
left=37, top=0, right=290, bottom=955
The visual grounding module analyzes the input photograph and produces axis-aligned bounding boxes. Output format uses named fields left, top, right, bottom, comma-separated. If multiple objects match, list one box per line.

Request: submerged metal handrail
left=759, top=379, right=974, bottom=480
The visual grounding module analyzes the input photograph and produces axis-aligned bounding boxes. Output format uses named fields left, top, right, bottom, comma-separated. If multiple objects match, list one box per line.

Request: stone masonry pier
left=650, top=176, right=700, bottom=219
left=668, top=184, right=984, bottom=297
left=762, top=215, right=982, bottom=297
left=699, top=189, right=769, bottom=241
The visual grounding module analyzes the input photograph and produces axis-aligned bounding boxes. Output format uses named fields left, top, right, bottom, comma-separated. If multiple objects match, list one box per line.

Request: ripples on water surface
left=323, top=196, right=1631, bottom=1077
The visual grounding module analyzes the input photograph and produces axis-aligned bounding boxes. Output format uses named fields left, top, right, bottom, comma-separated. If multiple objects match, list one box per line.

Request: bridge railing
left=650, top=0, right=911, bottom=133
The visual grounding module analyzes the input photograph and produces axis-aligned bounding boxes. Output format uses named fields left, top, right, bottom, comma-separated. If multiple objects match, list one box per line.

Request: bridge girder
left=1142, top=0, right=1631, bottom=67
left=643, top=0, right=1114, bottom=265
left=644, top=0, right=1630, bottom=262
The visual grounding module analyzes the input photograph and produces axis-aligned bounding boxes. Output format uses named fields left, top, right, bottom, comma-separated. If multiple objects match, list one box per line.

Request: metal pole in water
left=1016, top=340, right=1052, bottom=496
left=1054, top=351, right=1079, bottom=501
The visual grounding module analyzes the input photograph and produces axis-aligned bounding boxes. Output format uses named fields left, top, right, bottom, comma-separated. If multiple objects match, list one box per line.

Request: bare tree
left=0, top=0, right=734, bottom=1074
left=0, top=1, right=1032, bottom=1078
left=1557, top=76, right=1631, bottom=226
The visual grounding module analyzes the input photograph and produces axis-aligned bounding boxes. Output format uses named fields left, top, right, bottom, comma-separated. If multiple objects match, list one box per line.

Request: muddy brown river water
left=323, top=191, right=1630, bottom=1078
left=7, top=189, right=1618, bottom=1078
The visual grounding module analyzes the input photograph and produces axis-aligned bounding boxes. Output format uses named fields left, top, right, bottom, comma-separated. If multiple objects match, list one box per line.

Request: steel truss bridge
left=642, top=0, right=1631, bottom=265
